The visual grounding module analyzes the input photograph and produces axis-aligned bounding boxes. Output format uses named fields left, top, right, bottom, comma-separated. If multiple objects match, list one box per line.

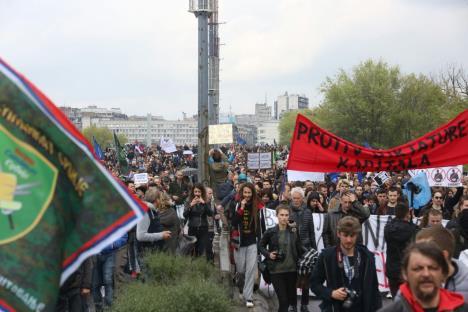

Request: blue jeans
left=92, top=252, right=115, bottom=309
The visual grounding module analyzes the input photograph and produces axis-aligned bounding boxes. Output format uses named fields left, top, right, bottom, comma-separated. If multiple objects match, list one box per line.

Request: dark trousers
left=301, top=287, right=309, bottom=306
left=56, top=290, right=82, bottom=312
left=188, top=226, right=209, bottom=257
left=388, top=277, right=403, bottom=298
left=206, top=231, right=215, bottom=262
left=271, top=272, right=297, bottom=312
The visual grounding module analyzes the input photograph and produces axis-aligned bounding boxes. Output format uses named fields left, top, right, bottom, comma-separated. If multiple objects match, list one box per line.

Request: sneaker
left=288, top=306, right=297, bottom=312
left=246, top=300, right=254, bottom=308
left=386, top=292, right=392, bottom=299
left=300, top=306, right=310, bottom=312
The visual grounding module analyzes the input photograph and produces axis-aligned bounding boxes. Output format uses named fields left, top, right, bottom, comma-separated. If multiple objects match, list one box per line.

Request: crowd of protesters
left=57, top=142, right=468, bottom=312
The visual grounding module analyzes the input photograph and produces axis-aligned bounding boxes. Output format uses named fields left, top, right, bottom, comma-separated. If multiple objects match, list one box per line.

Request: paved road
left=304, top=296, right=392, bottom=311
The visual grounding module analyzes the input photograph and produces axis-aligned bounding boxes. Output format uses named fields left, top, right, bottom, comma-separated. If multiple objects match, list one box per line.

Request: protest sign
left=0, top=58, right=146, bottom=309
left=209, top=124, right=233, bottom=144
left=409, top=165, right=463, bottom=187
left=247, top=152, right=272, bottom=169
left=160, top=137, right=177, bottom=153
left=133, top=173, right=149, bottom=185
left=288, top=111, right=468, bottom=173
left=373, top=171, right=391, bottom=187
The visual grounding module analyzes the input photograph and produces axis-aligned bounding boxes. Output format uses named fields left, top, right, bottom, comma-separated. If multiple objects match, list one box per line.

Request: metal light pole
left=189, top=0, right=213, bottom=184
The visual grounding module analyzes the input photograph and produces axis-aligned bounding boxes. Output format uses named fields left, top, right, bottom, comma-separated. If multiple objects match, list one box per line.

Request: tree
left=82, top=125, right=127, bottom=148
left=278, top=109, right=319, bottom=145
left=431, top=64, right=468, bottom=120
left=315, top=59, right=457, bottom=148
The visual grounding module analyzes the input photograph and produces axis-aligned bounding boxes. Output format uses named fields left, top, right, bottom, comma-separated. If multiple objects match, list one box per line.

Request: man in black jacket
left=56, top=257, right=94, bottom=312
left=384, top=203, right=419, bottom=297
left=311, top=216, right=382, bottom=312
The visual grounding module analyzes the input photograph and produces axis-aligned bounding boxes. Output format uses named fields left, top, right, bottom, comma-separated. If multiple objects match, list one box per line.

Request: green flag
left=0, top=58, right=146, bottom=310
left=113, top=131, right=128, bottom=174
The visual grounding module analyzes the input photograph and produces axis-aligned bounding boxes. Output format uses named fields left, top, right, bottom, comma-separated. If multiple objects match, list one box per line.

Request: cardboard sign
left=133, top=173, right=149, bottom=185
left=247, top=152, right=272, bottom=169
left=409, top=165, right=463, bottom=187
left=209, top=124, right=233, bottom=144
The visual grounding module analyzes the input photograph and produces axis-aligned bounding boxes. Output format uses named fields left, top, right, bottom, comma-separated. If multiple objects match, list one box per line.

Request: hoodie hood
left=400, top=282, right=465, bottom=312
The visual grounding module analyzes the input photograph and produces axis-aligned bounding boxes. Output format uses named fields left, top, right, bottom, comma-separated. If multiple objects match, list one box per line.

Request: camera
left=275, top=251, right=285, bottom=262
left=342, top=288, right=358, bottom=309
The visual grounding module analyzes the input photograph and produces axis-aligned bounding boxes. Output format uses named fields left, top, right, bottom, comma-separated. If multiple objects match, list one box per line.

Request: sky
left=0, top=0, right=467, bottom=120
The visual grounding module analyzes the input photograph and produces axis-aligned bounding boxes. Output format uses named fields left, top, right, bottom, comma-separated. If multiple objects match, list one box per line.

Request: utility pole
left=208, top=0, right=220, bottom=125
left=189, top=0, right=212, bottom=184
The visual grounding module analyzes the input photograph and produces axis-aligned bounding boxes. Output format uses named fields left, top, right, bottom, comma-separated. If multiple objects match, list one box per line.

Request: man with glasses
left=420, top=188, right=463, bottom=220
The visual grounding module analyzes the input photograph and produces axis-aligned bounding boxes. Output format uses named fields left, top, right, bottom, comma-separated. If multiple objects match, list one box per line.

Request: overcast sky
left=1, top=0, right=467, bottom=120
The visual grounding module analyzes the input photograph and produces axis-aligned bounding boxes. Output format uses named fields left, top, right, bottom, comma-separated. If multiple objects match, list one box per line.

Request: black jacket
left=419, top=187, right=463, bottom=219
left=310, top=245, right=382, bottom=312
left=259, top=225, right=305, bottom=273
left=446, top=217, right=468, bottom=259
left=59, top=257, right=94, bottom=295
left=230, top=200, right=267, bottom=246
left=168, top=181, right=190, bottom=205
left=183, top=201, right=213, bottom=228
left=289, top=204, right=317, bottom=250
left=384, top=218, right=419, bottom=279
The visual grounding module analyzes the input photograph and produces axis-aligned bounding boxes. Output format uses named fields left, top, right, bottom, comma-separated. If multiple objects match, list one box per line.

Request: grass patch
left=112, top=253, right=233, bottom=312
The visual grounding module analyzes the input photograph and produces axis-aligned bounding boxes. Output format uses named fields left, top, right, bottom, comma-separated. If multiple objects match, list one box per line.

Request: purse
left=258, top=256, right=271, bottom=284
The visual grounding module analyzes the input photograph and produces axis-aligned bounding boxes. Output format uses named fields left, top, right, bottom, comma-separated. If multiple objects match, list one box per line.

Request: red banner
left=287, top=110, right=468, bottom=173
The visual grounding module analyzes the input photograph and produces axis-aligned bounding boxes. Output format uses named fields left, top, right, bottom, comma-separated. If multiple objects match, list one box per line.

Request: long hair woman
left=230, top=182, right=266, bottom=308
left=183, top=183, right=213, bottom=257
left=156, top=191, right=180, bottom=254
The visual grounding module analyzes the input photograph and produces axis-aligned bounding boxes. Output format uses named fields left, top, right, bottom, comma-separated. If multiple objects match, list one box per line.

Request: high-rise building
left=257, top=120, right=280, bottom=145
left=255, top=103, right=272, bottom=121
left=274, top=92, right=309, bottom=119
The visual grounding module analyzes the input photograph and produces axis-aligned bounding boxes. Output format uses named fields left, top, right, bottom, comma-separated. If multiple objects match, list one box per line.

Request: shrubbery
left=112, top=253, right=232, bottom=312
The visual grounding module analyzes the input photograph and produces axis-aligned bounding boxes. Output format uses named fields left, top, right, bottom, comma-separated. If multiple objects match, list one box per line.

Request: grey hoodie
left=446, top=258, right=468, bottom=302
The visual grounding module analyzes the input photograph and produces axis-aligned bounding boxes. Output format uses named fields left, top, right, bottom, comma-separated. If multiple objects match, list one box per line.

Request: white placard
left=133, top=173, right=148, bottom=185
left=247, top=152, right=271, bottom=169
left=160, top=137, right=177, bottom=153
left=373, top=171, right=390, bottom=186
left=209, top=124, right=233, bottom=144
left=409, top=165, right=463, bottom=187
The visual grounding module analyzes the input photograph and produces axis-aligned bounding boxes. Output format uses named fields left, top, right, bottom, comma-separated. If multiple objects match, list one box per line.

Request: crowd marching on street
left=57, top=142, right=468, bottom=312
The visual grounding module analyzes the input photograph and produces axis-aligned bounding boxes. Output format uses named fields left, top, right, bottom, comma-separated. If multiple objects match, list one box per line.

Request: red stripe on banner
left=62, top=211, right=136, bottom=268
left=0, top=300, right=16, bottom=312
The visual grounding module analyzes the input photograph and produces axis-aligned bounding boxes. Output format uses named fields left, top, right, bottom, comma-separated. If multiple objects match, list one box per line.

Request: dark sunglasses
left=434, top=196, right=443, bottom=199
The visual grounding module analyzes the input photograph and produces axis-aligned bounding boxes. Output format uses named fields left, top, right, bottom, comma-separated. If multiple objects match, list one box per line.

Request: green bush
left=112, top=253, right=233, bottom=312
